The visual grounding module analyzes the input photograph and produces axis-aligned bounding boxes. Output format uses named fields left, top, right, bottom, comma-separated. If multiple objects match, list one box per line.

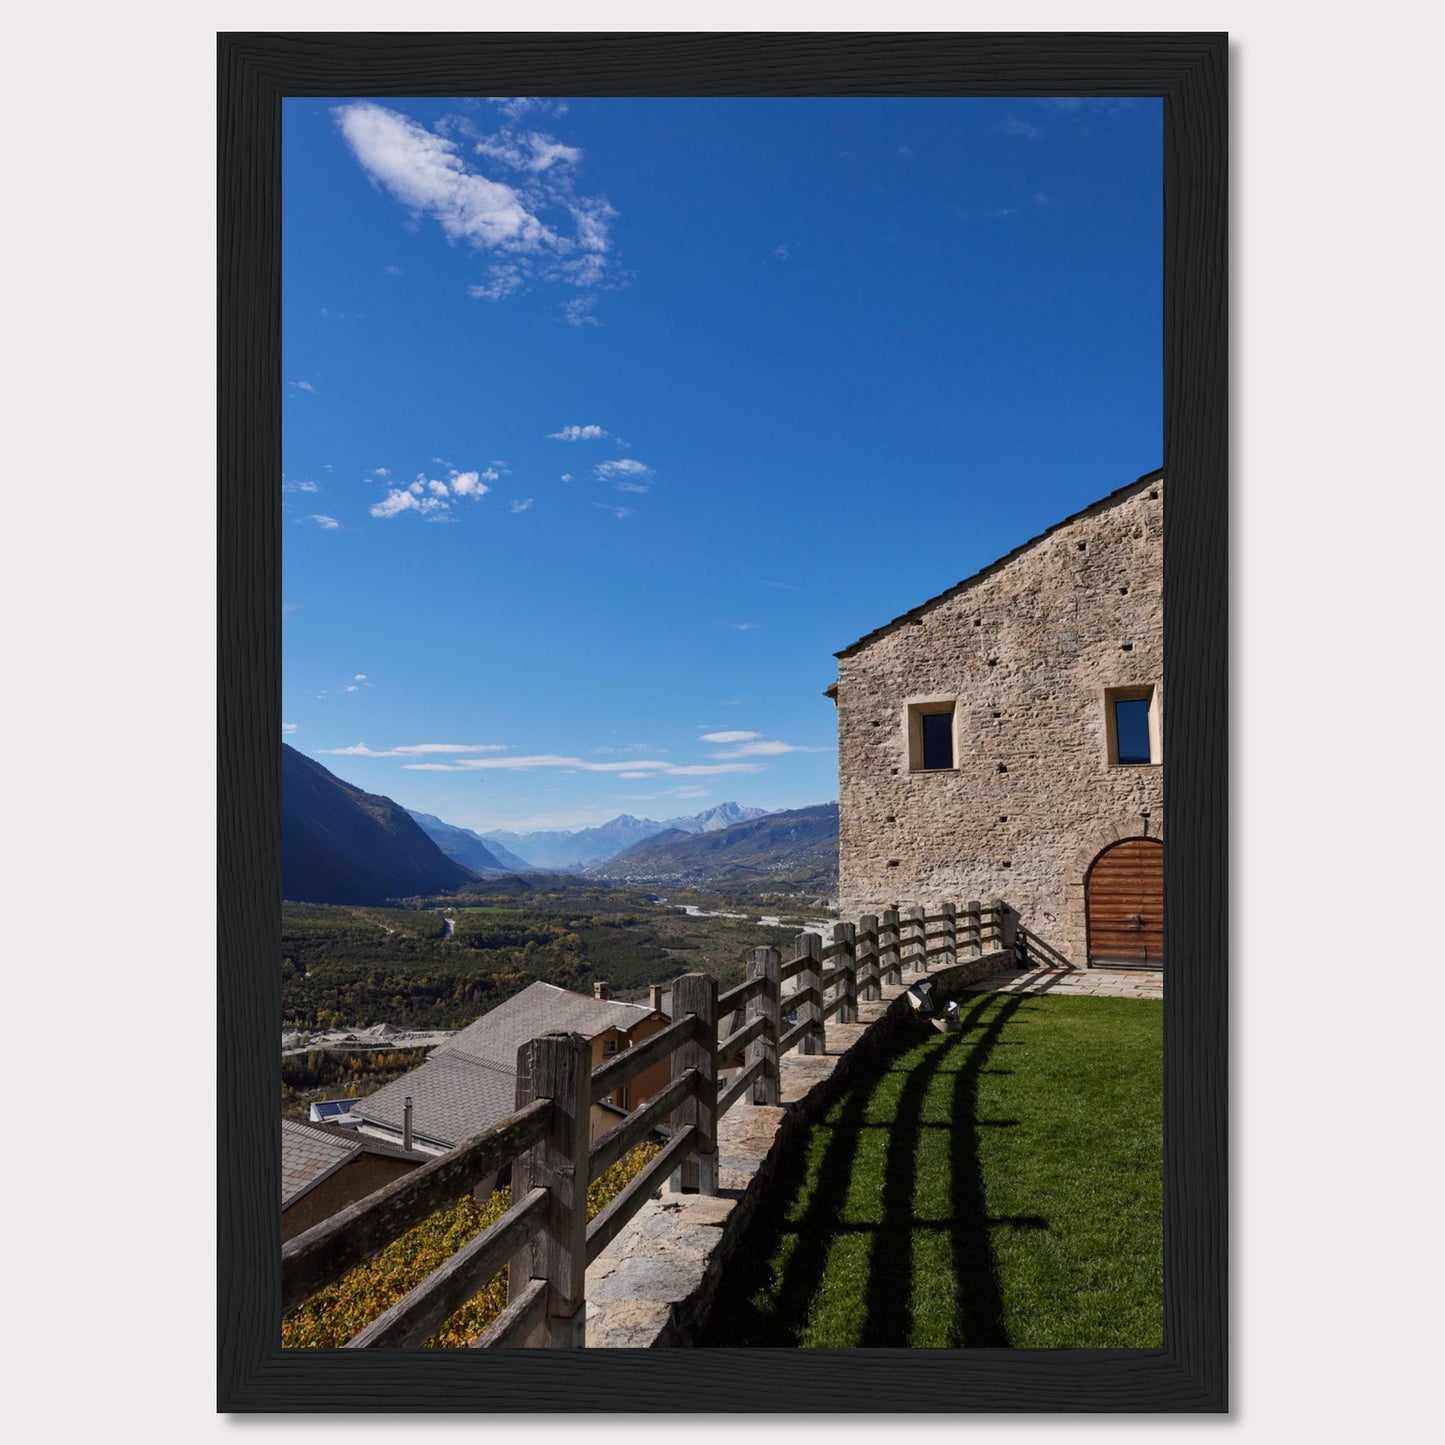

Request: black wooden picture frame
left=219, top=31, right=1226, bottom=1413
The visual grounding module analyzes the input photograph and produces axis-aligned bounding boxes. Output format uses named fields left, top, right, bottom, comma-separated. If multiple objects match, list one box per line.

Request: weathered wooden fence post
left=857, top=913, right=880, bottom=1001
left=940, top=901, right=957, bottom=970
left=747, top=946, right=780, bottom=1105
left=906, top=906, right=927, bottom=973
left=797, top=931, right=824, bottom=1055
left=964, top=899, right=982, bottom=959
left=510, top=1030, right=591, bottom=1348
left=669, top=972, right=718, bottom=1195
left=835, top=920, right=857, bottom=1023
left=880, top=907, right=901, bottom=987
left=981, top=899, right=1003, bottom=956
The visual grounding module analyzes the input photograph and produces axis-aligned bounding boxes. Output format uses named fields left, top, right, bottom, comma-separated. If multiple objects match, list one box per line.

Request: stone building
left=831, top=469, right=1163, bottom=970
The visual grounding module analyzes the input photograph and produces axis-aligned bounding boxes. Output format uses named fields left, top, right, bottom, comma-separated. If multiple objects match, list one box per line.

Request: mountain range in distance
left=587, top=803, right=840, bottom=895
left=283, top=742, right=837, bottom=905
left=475, top=802, right=771, bottom=871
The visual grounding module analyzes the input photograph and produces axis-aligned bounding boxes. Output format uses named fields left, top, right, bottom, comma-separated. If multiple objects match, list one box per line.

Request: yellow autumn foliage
left=283, top=1140, right=660, bottom=1348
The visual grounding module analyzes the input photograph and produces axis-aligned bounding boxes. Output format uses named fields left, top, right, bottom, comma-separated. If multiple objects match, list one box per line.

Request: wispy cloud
left=320, top=742, right=510, bottom=758
left=594, top=504, right=634, bottom=520
left=304, top=514, right=339, bottom=529
left=282, top=723, right=297, bottom=735
left=563, top=295, right=601, bottom=327
left=725, top=622, right=760, bottom=630
left=560, top=473, right=574, bottom=482
left=549, top=425, right=608, bottom=441
left=614, top=481, right=649, bottom=494
left=773, top=244, right=792, bottom=261
left=383, top=264, right=403, bottom=275
left=402, top=753, right=761, bottom=777
left=994, top=114, right=1042, bottom=139
left=487, top=98, right=570, bottom=121
left=510, top=498, right=534, bottom=513
left=699, top=731, right=758, bottom=744
left=334, top=100, right=617, bottom=304
left=709, top=739, right=832, bottom=759
left=595, top=458, right=651, bottom=482
left=291, top=380, right=316, bottom=392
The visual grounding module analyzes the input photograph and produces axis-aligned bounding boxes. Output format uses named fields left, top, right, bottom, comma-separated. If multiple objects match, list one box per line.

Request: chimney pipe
left=594, top=981, right=609, bottom=1000
left=648, top=985, right=663, bottom=1013
left=403, top=1095, right=413, bottom=1152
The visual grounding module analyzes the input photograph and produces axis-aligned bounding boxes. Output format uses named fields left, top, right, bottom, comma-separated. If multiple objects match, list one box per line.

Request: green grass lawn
left=701, top=990, right=1162, bottom=1348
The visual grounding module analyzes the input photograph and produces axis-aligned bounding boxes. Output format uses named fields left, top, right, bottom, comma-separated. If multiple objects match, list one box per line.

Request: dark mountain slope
left=282, top=745, right=476, bottom=904
left=407, top=811, right=514, bottom=875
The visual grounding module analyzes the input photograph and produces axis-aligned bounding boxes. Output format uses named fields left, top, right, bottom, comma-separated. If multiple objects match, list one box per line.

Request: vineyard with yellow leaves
left=283, top=1141, right=660, bottom=1348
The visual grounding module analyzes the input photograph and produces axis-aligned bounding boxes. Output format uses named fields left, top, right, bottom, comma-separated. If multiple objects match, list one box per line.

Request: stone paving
left=584, top=956, right=1160, bottom=1346
left=963, top=964, right=1164, bottom=999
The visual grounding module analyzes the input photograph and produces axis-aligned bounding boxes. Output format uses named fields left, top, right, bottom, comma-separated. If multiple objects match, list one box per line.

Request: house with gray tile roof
left=347, top=981, right=671, bottom=1159
left=281, top=1117, right=426, bottom=1242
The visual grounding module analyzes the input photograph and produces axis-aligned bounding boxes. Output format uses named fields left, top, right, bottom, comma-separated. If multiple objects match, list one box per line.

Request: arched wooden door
left=1086, top=838, right=1163, bottom=968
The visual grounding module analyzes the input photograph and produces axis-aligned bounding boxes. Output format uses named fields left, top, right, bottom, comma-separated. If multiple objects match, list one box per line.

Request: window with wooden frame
left=906, top=700, right=956, bottom=771
left=1105, top=684, right=1161, bottom=765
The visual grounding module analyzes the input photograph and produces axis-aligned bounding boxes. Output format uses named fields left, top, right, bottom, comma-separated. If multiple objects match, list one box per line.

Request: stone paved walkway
left=964, top=965, right=1164, bottom=999
left=584, top=955, right=1159, bottom=1345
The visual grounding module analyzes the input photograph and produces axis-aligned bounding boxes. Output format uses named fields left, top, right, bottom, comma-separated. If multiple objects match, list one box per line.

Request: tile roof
left=348, top=981, right=658, bottom=1151
left=280, top=1117, right=424, bottom=1206
left=436, top=981, right=655, bottom=1071
left=350, top=1051, right=518, bottom=1150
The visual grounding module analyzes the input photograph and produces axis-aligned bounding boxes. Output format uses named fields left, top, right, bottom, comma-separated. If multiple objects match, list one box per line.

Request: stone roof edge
left=833, top=467, right=1164, bottom=660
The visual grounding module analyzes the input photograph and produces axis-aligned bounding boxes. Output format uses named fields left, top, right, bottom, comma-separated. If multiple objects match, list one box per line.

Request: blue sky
left=282, top=95, right=1161, bottom=834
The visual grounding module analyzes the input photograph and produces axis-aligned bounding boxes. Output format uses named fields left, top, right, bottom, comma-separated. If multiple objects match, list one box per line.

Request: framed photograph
left=220, top=31, right=1226, bottom=1412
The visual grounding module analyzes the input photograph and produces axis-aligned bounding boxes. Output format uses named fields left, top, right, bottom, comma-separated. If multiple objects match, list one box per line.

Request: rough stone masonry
left=832, top=469, right=1164, bottom=969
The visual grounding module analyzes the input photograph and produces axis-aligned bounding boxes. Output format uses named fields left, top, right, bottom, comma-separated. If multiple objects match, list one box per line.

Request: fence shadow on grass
left=701, top=991, right=1043, bottom=1347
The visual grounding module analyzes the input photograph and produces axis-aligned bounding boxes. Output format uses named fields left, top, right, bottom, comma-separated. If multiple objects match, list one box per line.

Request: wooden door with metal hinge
left=1085, top=838, right=1163, bottom=968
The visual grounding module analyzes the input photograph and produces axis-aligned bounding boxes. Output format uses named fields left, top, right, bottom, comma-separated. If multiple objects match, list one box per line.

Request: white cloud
left=726, top=622, right=760, bottom=630
left=549, top=425, right=607, bottom=441
left=353, top=674, right=367, bottom=681
left=343, top=685, right=359, bottom=693
left=336, top=101, right=555, bottom=253
left=305, top=514, right=339, bottom=529
left=615, top=481, right=649, bottom=494
left=370, top=488, right=446, bottom=519
left=335, top=101, right=617, bottom=306
left=595, top=458, right=651, bottom=481
left=487, top=98, right=569, bottom=121
left=373, top=467, right=389, bottom=478
left=594, top=504, right=633, bottom=520
left=427, top=479, right=450, bottom=498
left=709, top=739, right=833, bottom=759
left=563, top=296, right=601, bottom=327
left=383, top=264, right=403, bottom=275
left=401, top=753, right=761, bottom=777
left=450, top=470, right=490, bottom=498
left=699, top=731, right=759, bottom=744
left=476, top=129, right=583, bottom=175
left=282, top=723, right=297, bottom=735
left=292, top=380, right=316, bottom=392
left=298, top=481, right=319, bottom=493
left=321, top=742, right=509, bottom=758
left=773, top=244, right=791, bottom=261
left=510, top=498, right=533, bottom=513
left=560, top=473, right=574, bottom=483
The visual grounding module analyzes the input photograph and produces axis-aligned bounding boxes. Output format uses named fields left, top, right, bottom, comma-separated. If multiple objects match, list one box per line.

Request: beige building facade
left=833, top=470, right=1164, bottom=970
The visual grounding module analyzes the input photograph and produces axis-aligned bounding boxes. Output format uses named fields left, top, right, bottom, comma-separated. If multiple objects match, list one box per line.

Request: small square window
left=1105, top=685, right=1160, bottom=765
left=603, top=1038, right=618, bottom=1055
left=906, top=701, right=955, bottom=771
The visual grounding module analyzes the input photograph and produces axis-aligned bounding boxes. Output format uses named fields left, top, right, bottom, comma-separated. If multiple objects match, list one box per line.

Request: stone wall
left=834, top=473, right=1164, bottom=969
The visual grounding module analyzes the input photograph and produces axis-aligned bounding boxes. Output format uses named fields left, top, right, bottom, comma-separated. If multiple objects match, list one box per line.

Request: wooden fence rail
left=284, top=899, right=1012, bottom=1348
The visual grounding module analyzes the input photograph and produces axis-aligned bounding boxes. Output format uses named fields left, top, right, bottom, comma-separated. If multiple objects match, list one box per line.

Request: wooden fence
left=280, top=898, right=1010, bottom=1348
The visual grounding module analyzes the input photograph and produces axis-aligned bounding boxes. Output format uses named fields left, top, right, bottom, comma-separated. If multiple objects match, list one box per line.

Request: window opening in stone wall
left=1104, top=685, right=1160, bottom=766
left=907, top=701, right=956, bottom=771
